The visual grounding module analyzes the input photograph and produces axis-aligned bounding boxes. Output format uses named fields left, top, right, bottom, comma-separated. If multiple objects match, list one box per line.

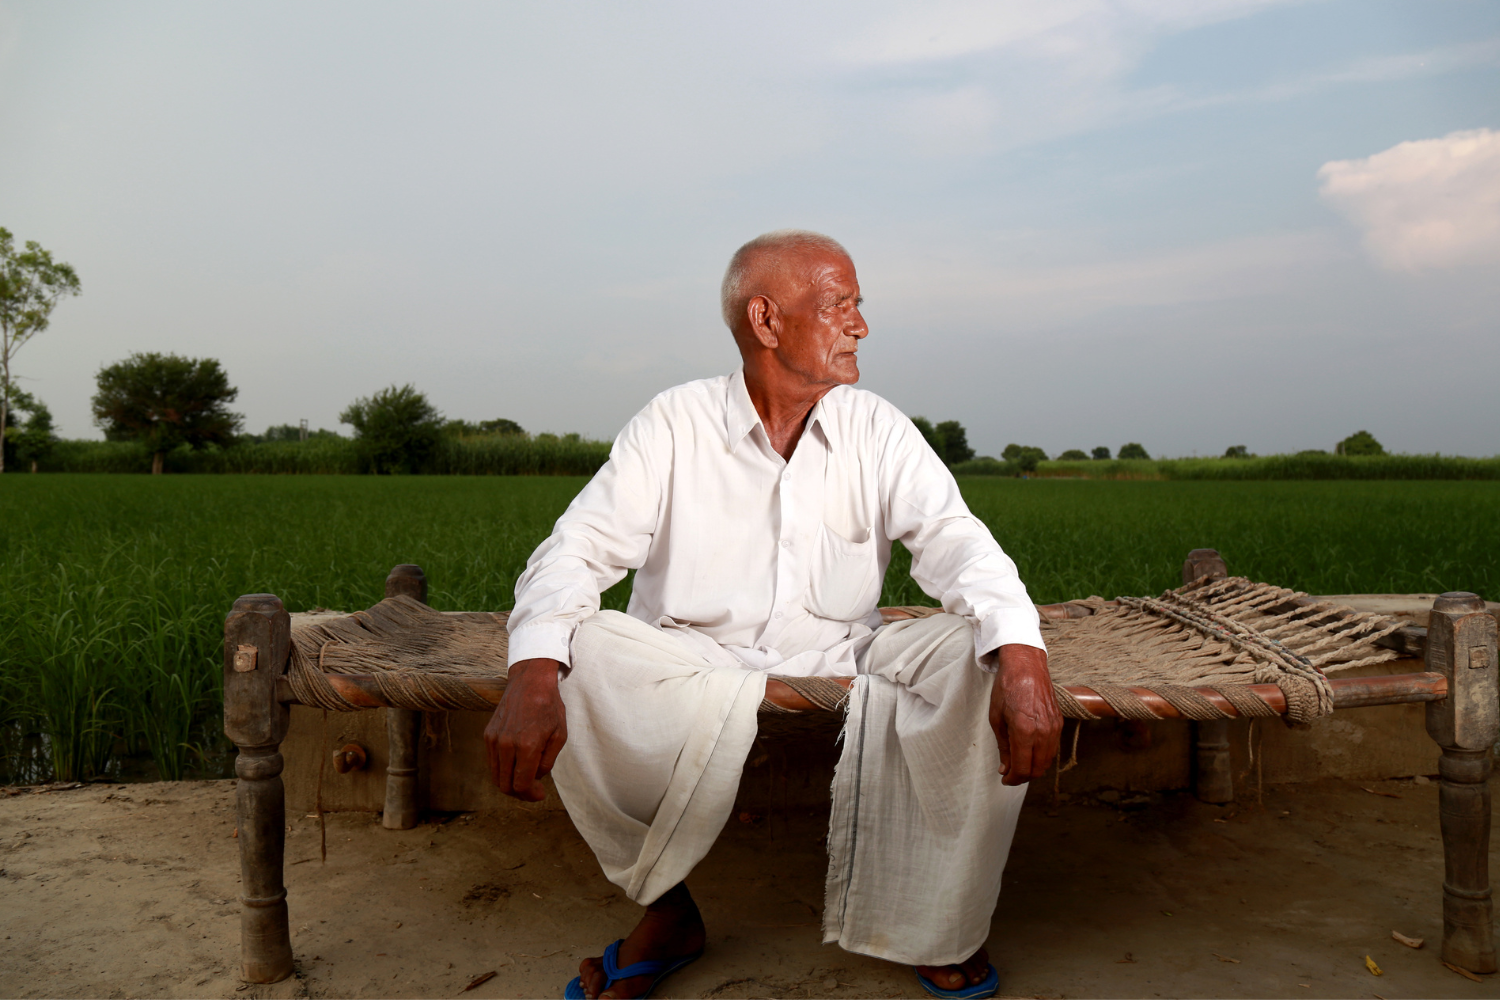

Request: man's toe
left=918, top=965, right=966, bottom=990
left=579, top=956, right=605, bottom=999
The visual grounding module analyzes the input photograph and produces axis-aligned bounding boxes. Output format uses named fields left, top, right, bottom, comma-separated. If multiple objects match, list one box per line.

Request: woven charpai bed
left=220, top=557, right=1498, bottom=984
left=281, top=573, right=1411, bottom=727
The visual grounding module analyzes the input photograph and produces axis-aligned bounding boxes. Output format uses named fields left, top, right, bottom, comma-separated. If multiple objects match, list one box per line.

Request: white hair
left=719, top=229, right=850, bottom=330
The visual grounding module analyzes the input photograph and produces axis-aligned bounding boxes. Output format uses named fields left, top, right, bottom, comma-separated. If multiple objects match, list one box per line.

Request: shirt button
left=774, top=611, right=784, bottom=619
left=783, top=473, right=791, bottom=481
left=781, top=539, right=790, bottom=547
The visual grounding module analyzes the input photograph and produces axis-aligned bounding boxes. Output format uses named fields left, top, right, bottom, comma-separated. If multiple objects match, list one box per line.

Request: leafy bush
left=1058, top=449, right=1089, bottom=461
left=1118, top=442, right=1150, bottom=460
left=1224, top=445, right=1251, bottom=458
left=1092, top=446, right=1111, bottom=460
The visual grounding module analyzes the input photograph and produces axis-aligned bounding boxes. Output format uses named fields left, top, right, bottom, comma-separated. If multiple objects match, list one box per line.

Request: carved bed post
left=1425, top=591, right=1498, bottom=973
left=1184, top=549, right=1234, bottom=803
left=223, top=594, right=294, bottom=984
left=382, top=564, right=427, bottom=830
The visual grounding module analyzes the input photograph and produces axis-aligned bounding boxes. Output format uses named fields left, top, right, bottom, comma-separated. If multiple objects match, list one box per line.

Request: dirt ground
left=1, top=775, right=1495, bottom=1000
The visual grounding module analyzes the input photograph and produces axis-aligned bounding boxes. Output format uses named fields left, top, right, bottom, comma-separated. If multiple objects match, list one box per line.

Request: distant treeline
left=37, top=438, right=1500, bottom=479
left=40, top=433, right=612, bottom=476
left=952, top=453, right=1500, bottom=480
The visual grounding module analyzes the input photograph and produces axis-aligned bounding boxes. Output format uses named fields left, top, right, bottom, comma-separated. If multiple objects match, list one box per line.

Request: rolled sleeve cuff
left=973, top=607, right=1047, bottom=671
left=506, top=620, right=576, bottom=668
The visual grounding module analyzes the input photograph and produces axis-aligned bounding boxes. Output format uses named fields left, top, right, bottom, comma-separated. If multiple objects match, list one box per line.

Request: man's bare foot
left=915, top=947, right=992, bottom=993
left=576, top=883, right=706, bottom=1000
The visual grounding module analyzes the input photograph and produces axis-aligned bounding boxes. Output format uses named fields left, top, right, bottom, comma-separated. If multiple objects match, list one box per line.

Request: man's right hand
left=484, top=657, right=567, bottom=801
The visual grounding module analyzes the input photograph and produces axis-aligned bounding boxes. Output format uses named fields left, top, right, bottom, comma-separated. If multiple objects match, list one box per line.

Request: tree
left=340, top=384, right=443, bottom=474
left=1001, top=442, right=1048, bottom=472
left=1223, top=445, right=1250, bottom=458
left=92, top=353, right=242, bottom=474
left=1, top=383, right=56, bottom=472
left=1336, top=430, right=1384, bottom=456
left=480, top=418, right=526, bottom=436
left=0, top=229, right=80, bottom=473
left=1058, top=449, right=1089, bottom=461
left=1091, top=446, right=1110, bottom=460
left=1118, top=442, right=1150, bottom=460
left=933, top=421, right=974, bottom=465
left=910, top=416, right=975, bottom=466
left=911, top=416, right=940, bottom=454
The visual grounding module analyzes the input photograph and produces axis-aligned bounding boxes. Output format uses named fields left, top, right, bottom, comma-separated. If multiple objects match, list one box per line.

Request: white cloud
left=1318, top=128, right=1500, bottom=271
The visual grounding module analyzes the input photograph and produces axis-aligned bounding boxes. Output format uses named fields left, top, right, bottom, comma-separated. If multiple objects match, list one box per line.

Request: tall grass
left=952, top=454, right=1500, bottom=480
left=38, top=435, right=613, bottom=476
left=2, top=475, right=1495, bottom=783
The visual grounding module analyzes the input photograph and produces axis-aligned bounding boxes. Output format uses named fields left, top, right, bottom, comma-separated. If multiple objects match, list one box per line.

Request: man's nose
left=848, top=312, right=869, bottom=339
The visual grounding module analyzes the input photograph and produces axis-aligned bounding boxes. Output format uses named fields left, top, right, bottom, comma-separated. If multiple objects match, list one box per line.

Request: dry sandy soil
left=1, top=775, right=1496, bottom=999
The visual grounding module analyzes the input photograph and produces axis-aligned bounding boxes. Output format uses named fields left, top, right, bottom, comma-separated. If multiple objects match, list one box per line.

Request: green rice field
left=2, top=475, right=1497, bottom=785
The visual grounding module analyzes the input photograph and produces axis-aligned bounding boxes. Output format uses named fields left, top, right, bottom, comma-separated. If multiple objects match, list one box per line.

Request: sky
left=2, top=0, right=1497, bottom=458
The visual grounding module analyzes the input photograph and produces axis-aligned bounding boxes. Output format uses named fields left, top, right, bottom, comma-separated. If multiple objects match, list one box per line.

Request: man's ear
left=745, top=294, right=780, bottom=349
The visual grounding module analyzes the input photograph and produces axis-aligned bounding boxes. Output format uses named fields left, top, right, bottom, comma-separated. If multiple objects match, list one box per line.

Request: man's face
left=775, top=251, right=868, bottom=388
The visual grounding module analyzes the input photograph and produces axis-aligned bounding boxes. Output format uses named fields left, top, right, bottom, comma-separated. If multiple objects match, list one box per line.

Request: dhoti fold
left=551, top=610, right=1027, bottom=967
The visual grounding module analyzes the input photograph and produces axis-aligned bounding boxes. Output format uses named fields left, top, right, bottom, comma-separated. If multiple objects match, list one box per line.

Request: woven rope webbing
left=1042, top=576, right=1403, bottom=724
left=288, top=596, right=507, bottom=711
left=286, top=578, right=1404, bottom=725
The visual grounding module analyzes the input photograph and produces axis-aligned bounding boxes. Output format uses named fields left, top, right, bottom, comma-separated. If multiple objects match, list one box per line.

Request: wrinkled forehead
left=780, top=247, right=856, bottom=298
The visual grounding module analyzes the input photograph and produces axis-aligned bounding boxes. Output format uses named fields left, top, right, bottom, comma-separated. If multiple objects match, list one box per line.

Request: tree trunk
left=152, top=450, right=165, bottom=475
left=30, top=460, right=37, bottom=473
left=1, top=343, right=9, bottom=475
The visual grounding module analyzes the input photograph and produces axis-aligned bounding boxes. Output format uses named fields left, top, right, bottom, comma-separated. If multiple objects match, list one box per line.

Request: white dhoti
left=551, top=610, right=1027, bottom=967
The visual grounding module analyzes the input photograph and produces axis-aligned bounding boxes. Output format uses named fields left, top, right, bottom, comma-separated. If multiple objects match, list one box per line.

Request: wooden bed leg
left=382, top=565, right=427, bottom=830
left=1184, top=549, right=1233, bottom=803
left=1425, top=591, right=1499, bottom=974
left=1194, top=719, right=1235, bottom=803
left=224, top=594, right=294, bottom=984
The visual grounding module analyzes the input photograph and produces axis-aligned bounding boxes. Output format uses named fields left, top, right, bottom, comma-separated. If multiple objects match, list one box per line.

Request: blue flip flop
left=915, top=961, right=1000, bottom=999
left=563, top=939, right=703, bottom=999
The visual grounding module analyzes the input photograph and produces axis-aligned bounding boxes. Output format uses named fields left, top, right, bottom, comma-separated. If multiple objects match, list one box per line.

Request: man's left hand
left=989, top=643, right=1062, bottom=785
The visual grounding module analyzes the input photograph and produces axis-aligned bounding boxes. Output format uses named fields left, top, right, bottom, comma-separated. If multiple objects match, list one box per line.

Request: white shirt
left=508, top=370, right=1044, bottom=677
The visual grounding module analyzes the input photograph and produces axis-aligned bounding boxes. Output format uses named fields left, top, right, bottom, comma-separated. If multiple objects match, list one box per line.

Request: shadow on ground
left=0, top=776, right=1494, bottom=998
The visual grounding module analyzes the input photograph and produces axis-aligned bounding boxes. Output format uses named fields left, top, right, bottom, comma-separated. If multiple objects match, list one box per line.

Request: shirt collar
left=725, top=369, right=844, bottom=456
left=726, top=369, right=760, bottom=453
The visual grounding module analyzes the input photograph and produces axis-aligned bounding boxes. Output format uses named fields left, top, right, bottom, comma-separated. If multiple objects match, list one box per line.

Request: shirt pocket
left=806, top=522, right=880, bottom=622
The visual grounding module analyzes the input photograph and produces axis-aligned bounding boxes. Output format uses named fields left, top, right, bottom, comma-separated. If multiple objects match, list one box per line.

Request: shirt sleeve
left=880, top=415, right=1045, bottom=668
left=506, top=406, right=665, bottom=667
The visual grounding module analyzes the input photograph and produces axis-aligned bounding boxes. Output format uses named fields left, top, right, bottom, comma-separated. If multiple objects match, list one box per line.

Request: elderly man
left=486, top=230, right=1062, bottom=1000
